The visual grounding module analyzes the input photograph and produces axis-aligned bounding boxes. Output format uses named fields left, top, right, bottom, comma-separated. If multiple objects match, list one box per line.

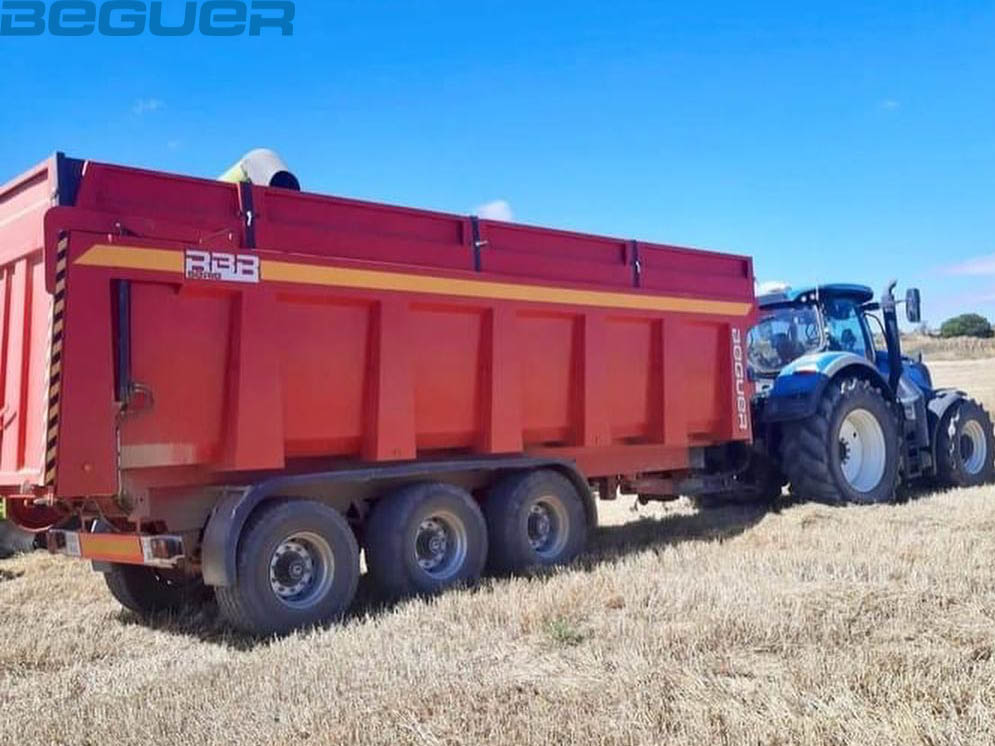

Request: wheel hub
left=416, top=519, right=449, bottom=571
left=960, top=420, right=988, bottom=475
left=268, top=532, right=334, bottom=609
left=837, top=408, right=887, bottom=493
left=838, top=438, right=851, bottom=464
left=414, top=513, right=468, bottom=579
left=525, top=497, right=570, bottom=559
left=528, top=504, right=553, bottom=550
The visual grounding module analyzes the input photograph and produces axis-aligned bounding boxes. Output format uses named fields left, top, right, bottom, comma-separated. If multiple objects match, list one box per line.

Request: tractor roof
left=757, top=283, right=874, bottom=309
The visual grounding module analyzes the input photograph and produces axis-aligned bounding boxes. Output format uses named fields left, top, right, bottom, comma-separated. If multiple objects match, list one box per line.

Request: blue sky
left=3, top=1, right=994, bottom=326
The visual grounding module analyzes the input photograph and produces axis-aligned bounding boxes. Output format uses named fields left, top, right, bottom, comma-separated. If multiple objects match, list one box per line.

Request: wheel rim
left=414, top=510, right=468, bottom=581
left=527, top=496, right=569, bottom=559
left=960, top=420, right=988, bottom=475
left=837, top=408, right=887, bottom=492
left=268, top=531, right=335, bottom=610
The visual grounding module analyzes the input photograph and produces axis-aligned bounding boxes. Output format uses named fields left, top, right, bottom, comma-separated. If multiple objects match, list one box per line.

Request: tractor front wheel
left=782, top=377, right=900, bottom=505
left=936, top=399, right=995, bottom=488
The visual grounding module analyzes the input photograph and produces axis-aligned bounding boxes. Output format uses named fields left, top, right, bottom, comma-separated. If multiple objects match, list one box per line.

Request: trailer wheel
left=484, top=469, right=588, bottom=574
left=0, top=520, right=37, bottom=558
left=215, top=500, right=359, bottom=635
left=781, top=377, right=899, bottom=505
left=365, top=482, right=487, bottom=599
left=103, top=564, right=209, bottom=616
left=936, top=399, right=995, bottom=487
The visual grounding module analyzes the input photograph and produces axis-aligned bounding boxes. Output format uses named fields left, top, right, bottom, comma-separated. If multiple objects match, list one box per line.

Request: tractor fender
left=926, top=388, right=966, bottom=464
left=201, top=456, right=596, bottom=587
left=762, top=352, right=892, bottom=423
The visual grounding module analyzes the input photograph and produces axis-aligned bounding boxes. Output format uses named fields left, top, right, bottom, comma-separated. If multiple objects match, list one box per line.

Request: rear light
left=46, top=529, right=81, bottom=557
left=140, top=535, right=184, bottom=564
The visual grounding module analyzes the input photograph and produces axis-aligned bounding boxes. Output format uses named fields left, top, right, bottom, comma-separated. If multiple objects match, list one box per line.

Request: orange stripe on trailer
left=75, top=244, right=753, bottom=317
left=261, top=259, right=753, bottom=316
left=76, top=245, right=183, bottom=273
left=78, top=533, right=144, bottom=564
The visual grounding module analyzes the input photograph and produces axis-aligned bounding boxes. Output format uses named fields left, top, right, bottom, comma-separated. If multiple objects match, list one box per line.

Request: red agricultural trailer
left=0, top=152, right=756, bottom=633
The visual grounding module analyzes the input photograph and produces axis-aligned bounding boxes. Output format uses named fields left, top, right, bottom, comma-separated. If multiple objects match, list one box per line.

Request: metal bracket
left=470, top=215, right=483, bottom=271
left=238, top=181, right=256, bottom=249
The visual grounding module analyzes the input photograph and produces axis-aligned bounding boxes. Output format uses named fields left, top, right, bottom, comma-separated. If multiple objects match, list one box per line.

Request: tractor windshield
left=747, top=306, right=824, bottom=374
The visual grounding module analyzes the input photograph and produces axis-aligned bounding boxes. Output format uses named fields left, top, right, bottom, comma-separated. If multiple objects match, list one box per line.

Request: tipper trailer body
left=0, top=153, right=756, bottom=632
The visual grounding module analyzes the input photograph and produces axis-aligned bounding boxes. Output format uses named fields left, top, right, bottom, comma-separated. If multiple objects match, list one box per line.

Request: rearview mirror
left=905, top=288, right=921, bottom=324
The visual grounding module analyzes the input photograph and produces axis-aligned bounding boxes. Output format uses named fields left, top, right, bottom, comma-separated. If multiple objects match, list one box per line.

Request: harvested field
left=1, top=360, right=993, bottom=745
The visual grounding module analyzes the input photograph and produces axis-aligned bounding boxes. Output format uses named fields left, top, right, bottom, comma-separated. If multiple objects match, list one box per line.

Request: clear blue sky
left=3, top=1, right=994, bottom=326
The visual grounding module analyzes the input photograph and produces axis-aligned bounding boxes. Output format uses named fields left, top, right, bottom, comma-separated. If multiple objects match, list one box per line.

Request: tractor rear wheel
left=782, top=377, right=900, bottom=505
left=936, top=399, right=995, bottom=488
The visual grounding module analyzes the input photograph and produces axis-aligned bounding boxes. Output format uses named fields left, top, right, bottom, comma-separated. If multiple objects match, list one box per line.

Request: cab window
left=823, top=299, right=870, bottom=358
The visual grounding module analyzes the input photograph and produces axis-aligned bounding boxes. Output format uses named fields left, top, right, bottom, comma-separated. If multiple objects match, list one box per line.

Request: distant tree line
left=939, top=313, right=994, bottom=339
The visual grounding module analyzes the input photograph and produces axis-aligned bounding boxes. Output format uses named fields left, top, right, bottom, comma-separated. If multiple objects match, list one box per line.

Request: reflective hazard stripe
left=44, top=235, right=69, bottom=486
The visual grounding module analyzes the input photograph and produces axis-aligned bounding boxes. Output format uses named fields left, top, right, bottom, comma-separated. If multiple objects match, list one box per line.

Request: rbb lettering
left=185, top=250, right=260, bottom=284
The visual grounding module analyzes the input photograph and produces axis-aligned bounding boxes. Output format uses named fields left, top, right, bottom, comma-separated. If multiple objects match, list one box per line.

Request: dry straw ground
left=1, top=356, right=994, bottom=745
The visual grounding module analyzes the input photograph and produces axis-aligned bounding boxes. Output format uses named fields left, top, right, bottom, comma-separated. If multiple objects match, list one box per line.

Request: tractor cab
left=748, top=284, right=879, bottom=379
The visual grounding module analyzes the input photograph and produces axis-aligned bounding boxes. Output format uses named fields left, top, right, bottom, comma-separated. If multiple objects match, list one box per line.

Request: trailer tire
left=781, top=377, right=899, bottom=505
left=365, top=482, right=487, bottom=599
left=0, top=520, right=37, bottom=558
left=484, top=469, right=588, bottom=574
left=104, top=564, right=209, bottom=616
left=215, top=500, right=359, bottom=636
left=936, top=399, right=995, bottom=487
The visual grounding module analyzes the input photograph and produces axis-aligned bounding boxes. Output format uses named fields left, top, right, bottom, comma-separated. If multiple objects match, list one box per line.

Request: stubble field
left=1, top=358, right=993, bottom=745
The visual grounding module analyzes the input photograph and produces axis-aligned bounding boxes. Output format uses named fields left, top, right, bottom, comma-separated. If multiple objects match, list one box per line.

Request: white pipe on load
left=219, top=148, right=300, bottom=191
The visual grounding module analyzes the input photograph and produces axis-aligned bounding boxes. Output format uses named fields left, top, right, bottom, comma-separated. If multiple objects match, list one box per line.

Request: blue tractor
left=737, top=282, right=994, bottom=505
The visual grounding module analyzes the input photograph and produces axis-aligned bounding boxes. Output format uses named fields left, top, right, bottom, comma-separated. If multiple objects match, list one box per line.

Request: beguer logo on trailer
left=0, top=1, right=294, bottom=36
left=731, top=327, right=748, bottom=431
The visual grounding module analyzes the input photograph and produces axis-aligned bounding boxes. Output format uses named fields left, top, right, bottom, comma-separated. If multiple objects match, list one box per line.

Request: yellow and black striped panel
left=44, top=235, right=69, bottom=486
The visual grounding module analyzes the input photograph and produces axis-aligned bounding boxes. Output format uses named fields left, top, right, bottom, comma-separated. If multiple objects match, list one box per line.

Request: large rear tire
left=104, top=564, right=209, bottom=616
left=365, top=482, right=488, bottom=599
left=215, top=500, right=360, bottom=635
left=936, top=399, right=995, bottom=487
left=484, top=469, right=588, bottom=574
left=781, top=377, right=900, bottom=505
